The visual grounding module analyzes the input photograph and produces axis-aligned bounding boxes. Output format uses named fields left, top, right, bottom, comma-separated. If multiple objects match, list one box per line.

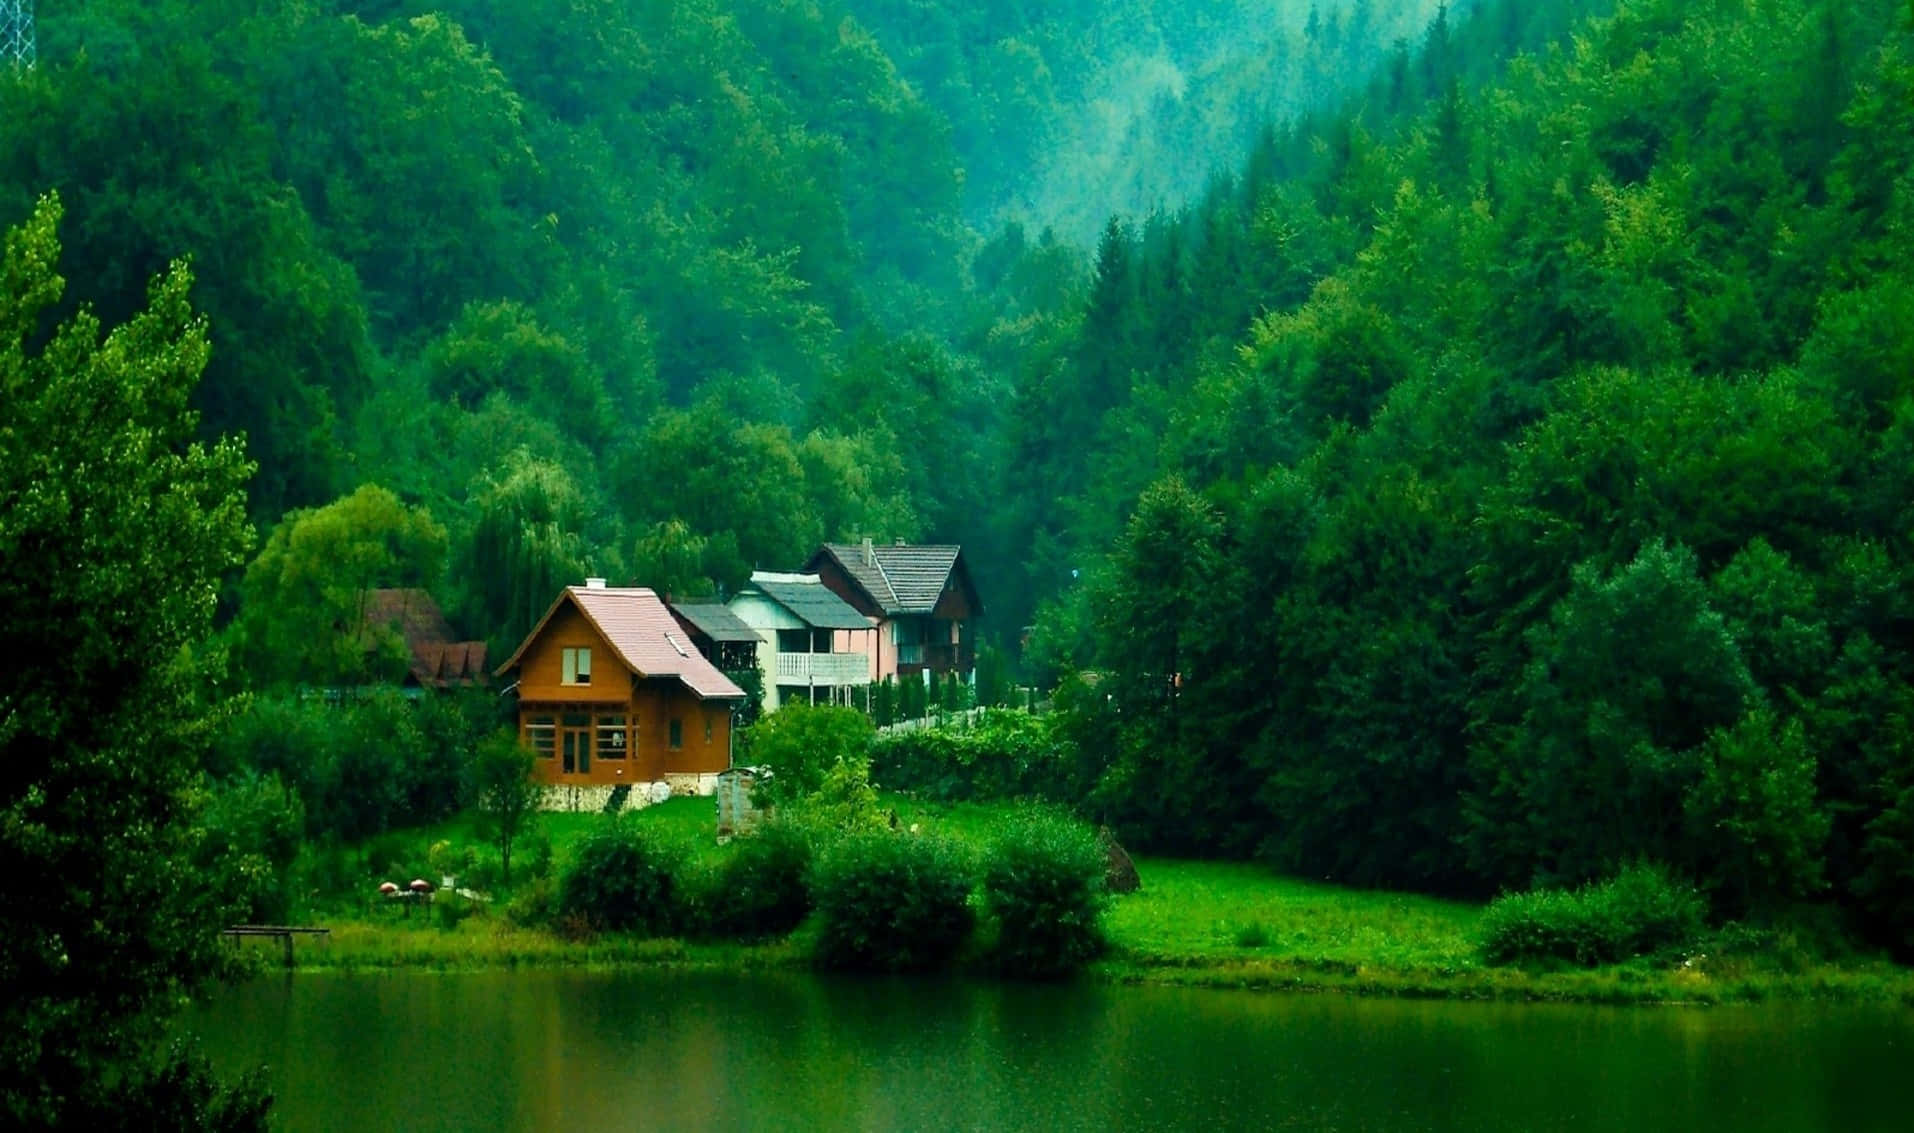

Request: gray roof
left=816, top=543, right=963, bottom=615
left=748, top=575, right=872, bottom=631
left=670, top=602, right=764, bottom=644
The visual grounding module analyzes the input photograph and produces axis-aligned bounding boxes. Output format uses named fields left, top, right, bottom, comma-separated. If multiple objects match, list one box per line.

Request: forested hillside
left=0, top=0, right=1429, bottom=660
left=1034, top=0, right=1914, bottom=955
left=9, top=0, right=1914, bottom=952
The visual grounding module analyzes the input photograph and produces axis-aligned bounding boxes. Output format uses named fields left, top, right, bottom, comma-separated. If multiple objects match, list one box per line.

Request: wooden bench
left=222, top=925, right=330, bottom=968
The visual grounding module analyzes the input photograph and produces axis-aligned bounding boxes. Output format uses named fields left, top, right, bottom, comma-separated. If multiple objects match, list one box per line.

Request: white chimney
left=862, top=537, right=875, bottom=565
left=585, top=577, right=607, bottom=589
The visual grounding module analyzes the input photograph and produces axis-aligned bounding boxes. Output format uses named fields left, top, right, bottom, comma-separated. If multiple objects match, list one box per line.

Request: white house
left=727, top=571, right=875, bottom=712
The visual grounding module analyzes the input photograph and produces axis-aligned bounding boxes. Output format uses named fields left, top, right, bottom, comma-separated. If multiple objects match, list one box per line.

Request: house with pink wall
left=803, top=541, right=982, bottom=685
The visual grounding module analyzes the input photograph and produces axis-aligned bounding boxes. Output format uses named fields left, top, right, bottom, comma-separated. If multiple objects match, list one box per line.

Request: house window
left=561, top=647, right=591, bottom=686
left=892, top=620, right=924, bottom=645
left=669, top=718, right=683, bottom=750
left=526, top=715, right=556, bottom=758
left=776, top=628, right=810, bottom=653
left=596, top=715, right=628, bottom=759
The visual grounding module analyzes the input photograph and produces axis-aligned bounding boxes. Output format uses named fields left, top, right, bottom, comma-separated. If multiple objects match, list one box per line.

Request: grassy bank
left=256, top=798, right=1914, bottom=1007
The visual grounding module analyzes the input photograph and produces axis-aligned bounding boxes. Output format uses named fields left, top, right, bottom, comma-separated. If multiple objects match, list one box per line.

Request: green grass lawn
left=1107, top=858, right=1481, bottom=971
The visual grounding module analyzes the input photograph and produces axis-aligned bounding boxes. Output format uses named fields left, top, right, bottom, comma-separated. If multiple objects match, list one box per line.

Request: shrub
left=869, top=710, right=1072, bottom=803
left=197, top=773, right=307, bottom=923
left=742, top=704, right=875, bottom=806
left=520, top=829, right=555, bottom=882
left=810, top=831, right=976, bottom=972
left=556, top=820, right=684, bottom=935
left=1482, top=862, right=1705, bottom=967
left=506, top=877, right=557, bottom=929
left=701, top=820, right=818, bottom=938
left=980, top=809, right=1107, bottom=978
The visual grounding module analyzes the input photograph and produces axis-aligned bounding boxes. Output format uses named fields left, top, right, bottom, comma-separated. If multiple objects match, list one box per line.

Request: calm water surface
left=185, top=970, right=1914, bottom=1132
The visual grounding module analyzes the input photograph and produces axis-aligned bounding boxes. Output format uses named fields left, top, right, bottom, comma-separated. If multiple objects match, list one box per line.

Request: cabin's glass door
left=561, top=714, right=591, bottom=774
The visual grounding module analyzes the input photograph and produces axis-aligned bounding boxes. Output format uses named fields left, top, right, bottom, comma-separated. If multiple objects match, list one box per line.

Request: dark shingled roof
left=747, top=574, right=872, bottom=630
left=670, top=602, right=764, bottom=644
left=815, top=543, right=964, bottom=616
left=361, top=588, right=489, bottom=689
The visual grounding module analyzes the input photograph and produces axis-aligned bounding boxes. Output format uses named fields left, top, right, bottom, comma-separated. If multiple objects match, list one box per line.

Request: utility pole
left=1, top=1, right=34, bottom=71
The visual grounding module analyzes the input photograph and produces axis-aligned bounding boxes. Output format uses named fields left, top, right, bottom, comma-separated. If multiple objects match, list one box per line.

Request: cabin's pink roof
left=497, top=586, right=746, bottom=700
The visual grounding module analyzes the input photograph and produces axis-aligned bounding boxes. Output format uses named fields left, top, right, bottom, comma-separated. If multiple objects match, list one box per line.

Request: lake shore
left=257, top=854, right=1914, bottom=1007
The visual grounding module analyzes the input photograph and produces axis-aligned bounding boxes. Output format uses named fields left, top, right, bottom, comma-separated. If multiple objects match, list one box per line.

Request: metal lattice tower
left=1, top=1, right=34, bottom=71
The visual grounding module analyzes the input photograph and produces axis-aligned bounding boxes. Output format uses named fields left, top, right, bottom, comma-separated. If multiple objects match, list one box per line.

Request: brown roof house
left=803, top=541, right=982, bottom=685
left=359, top=588, right=489, bottom=693
left=495, top=579, right=747, bottom=812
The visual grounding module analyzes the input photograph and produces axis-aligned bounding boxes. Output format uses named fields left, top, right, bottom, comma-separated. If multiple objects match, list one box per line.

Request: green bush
left=980, top=809, right=1107, bottom=978
left=742, top=703, right=875, bottom=805
left=1482, top=862, right=1705, bottom=967
left=197, top=774, right=307, bottom=923
left=556, top=820, right=684, bottom=935
left=869, top=710, right=1072, bottom=803
left=699, top=820, right=818, bottom=938
left=506, top=877, right=557, bottom=929
left=810, top=832, right=976, bottom=972
left=520, top=829, right=555, bottom=881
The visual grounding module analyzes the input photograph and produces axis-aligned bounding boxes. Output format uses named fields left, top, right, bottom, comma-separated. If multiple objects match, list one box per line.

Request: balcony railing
left=897, top=643, right=975, bottom=674
left=775, top=651, right=869, bottom=686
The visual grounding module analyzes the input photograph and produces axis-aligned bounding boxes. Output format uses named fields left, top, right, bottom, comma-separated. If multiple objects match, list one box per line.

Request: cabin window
left=596, top=715, right=628, bottom=759
left=776, top=628, right=810, bottom=653
left=561, top=647, right=591, bottom=685
left=892, top=619, right=924, bottom=645
left=669, top=718, right=683, bottom=750
left=526, top=716, right=556, bottom=758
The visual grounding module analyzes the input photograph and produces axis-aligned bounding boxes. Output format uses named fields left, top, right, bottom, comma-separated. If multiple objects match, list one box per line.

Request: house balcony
left=775, top=651, right=870, bottom=687
left=900, top=643, right=975, bottom=676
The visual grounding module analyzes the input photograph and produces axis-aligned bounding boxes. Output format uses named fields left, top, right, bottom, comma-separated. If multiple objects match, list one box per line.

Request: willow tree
left=0, top=197, right=268, bottom=1127
left=236, top=483, right=448, bottom=689
left=464, top=449, right=589, bottom=649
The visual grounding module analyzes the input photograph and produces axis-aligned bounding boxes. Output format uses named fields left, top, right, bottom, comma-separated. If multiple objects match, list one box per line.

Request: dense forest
left=10, top=0, right=1914, bottom=1119
left=1037, top=0, right=1914, bottom=953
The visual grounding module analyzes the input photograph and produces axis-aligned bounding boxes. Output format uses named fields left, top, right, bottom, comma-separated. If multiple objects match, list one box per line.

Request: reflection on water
left=185, top=969, right=1914, bottom=1132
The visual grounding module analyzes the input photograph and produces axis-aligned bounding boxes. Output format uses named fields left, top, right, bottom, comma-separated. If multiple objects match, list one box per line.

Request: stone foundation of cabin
left=664, top=772, right=721, bottom=798
left=537, top=785, right=619, bottom=813
left=536, top=773, right=720, bottom=813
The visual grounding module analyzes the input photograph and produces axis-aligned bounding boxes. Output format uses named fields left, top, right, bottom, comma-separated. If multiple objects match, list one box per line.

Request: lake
left=186, top=970, right=1914, bottom=1131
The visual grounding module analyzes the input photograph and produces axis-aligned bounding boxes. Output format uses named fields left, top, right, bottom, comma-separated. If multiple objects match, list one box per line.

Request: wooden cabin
left=495, top=581, right=746, bottom=796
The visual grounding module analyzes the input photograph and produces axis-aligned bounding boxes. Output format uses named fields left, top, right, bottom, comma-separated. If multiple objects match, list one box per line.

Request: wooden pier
left=222, top=924, right=330, bottom=968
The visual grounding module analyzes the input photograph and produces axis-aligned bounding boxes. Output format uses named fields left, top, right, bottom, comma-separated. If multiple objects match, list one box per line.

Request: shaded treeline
left=1031, top=0, right=1914, bottom=954
left=0, top=0, right=1442, bottom=668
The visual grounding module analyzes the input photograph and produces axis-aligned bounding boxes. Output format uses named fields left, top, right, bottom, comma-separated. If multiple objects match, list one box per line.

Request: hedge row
left=869, top=711, right=1082, bottom=804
